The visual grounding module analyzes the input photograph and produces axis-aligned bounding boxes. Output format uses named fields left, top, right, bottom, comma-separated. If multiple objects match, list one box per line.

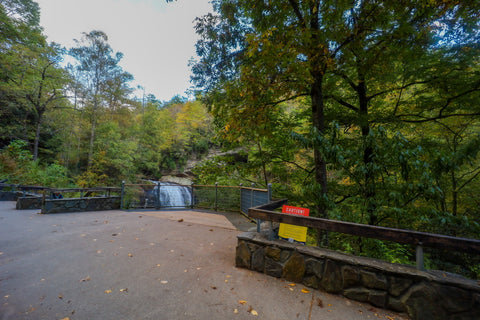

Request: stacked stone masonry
left=41, top=197, right=121, bottom=214
left=0, top=191, right=19, bottom=201
left=16, top=196, right=43, bottom=209
left=236, top=232, right=480, bottom=320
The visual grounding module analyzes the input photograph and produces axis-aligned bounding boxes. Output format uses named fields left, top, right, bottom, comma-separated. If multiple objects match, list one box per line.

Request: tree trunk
left=33, top=113, right=43, bottom=161
left=88, top=116, right=96, bottom=168
left=451, top=168, right=458, bottom=217
left=357, top=68, right=376, bottom=225
left=311, top=73, right=329, bottom=247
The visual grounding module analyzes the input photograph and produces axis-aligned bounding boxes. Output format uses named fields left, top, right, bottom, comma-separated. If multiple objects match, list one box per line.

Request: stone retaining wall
left=16, top=196, right=43, bottom=209
left=236, top=232, right=480, bottom=320
left=0, top=191, right=18, bottom=201
left=41, top=196, right=121, bottom=214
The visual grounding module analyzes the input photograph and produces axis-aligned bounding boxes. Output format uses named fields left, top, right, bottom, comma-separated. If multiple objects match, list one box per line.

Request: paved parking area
left=0, top=202, right=408, bottom=320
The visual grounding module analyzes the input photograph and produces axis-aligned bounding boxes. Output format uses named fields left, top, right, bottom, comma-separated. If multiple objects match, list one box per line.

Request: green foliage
left=1, top=0, right=479, bottom=279
left=191, top=0, right=480, bottom=277
left=75, top=151, right=109, bottom=188
left=0, top=140, right=71, bottom=187
left=135, top=98, right=214, bottom=179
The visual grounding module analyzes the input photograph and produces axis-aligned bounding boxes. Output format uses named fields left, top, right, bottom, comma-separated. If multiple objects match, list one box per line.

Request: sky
left=35, top=0, right=213, bottom=102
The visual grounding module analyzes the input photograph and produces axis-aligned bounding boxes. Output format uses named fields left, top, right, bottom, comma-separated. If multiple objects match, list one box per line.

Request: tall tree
left=0, top=0, right=68, bottom=159
left=69, top=30, right=133, bottom=168
left=191, top=0, right=480, bottom=224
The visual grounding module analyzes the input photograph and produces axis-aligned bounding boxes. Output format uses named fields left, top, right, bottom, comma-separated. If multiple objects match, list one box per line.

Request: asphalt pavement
left=0, top=201, right=409, bottom=320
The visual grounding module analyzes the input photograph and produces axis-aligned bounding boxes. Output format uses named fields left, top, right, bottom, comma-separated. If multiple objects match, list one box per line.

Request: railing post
left=267, top=183, right=272, bottom=202
left=156, top=183, right=160, bottom=209
left=250, top=183, right=261, bottom=233
left=190, top=183, right=194, bottom=209
left=42, top=189, right=46, bottom=213
left=239, top=184, right=243, bottom=213
left=120, top=181, right=125, bottom=209
left=416, top=242, right=425, bottom=271
left=214, top=182, right=218, bottom=211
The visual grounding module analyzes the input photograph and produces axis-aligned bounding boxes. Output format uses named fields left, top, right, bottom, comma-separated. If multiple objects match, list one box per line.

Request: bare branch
left=287, top=0, right=306, bottom=28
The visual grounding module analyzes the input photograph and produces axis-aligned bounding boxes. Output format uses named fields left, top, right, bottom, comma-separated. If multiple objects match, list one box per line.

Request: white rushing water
left=152, top=182, right=191, bottom=208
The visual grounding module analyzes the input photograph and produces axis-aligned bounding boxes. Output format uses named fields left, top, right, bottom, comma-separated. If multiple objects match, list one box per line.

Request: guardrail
left=248, top=200, right=480, bottom=270
left=0, top=183, right=121, bottom=198
left=47, top=187, right=121, bottom=199
left=121, top=182, right=272, bottom=213
left=0, top=183, right=49, bottom=192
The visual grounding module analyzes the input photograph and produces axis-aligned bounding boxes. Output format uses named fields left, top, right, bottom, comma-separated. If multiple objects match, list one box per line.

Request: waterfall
left=152, top=182, right=192, bottom=208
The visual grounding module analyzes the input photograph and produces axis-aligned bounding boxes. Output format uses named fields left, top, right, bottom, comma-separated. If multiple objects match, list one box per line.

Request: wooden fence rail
left=248, top=199, right=480, bottom=270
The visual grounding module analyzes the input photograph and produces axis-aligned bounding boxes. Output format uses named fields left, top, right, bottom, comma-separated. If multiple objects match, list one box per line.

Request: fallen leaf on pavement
left=301, top=288, right=310, bottom=293
left=105, top=289, right=112, bottom=294
left=160, top=280, right=168, bottom=284
left=60, top=317, right=70, bottom=320
left=80, top=276, right=90, bottom=282
left=233, top=309, right=239, bottom=314
left=288, top=283, right=296, bottom=287
left=317, top=298, right=323, bottom=307
left=128, top=253, right=133, bottom=257
left=251, top=310, right=258, bottom=316
left=238, top=300, right=247, bottom=305
left=26, top=306, right=36, bottom=313
left=178, top=219, right=183, bottom=222
left=120, top=288, right=128, bottom=292
left=58, top=294, right=63, bottom=299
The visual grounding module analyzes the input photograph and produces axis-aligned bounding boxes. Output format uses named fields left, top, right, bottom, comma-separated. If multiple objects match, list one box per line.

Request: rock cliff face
left=160, top=174, right=193, bottom=186
left=161, top=148, right=247, bottom=184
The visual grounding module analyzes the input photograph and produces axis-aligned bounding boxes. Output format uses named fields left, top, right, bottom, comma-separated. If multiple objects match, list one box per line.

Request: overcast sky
left=35, top=0, right=213, bottom=102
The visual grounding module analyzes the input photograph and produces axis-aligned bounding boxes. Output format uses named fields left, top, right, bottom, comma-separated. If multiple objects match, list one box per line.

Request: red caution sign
left=278, top=205, right=310, bottom=243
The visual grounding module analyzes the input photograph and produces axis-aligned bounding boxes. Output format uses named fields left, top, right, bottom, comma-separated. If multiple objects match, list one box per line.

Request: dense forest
left=1, top=0, right=480, bottom=277
left=0, top=0, right=214, bottom=187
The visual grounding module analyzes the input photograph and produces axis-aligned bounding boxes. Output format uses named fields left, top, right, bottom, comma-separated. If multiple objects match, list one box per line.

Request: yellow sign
left=278, top=205, right=309, bottom=244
